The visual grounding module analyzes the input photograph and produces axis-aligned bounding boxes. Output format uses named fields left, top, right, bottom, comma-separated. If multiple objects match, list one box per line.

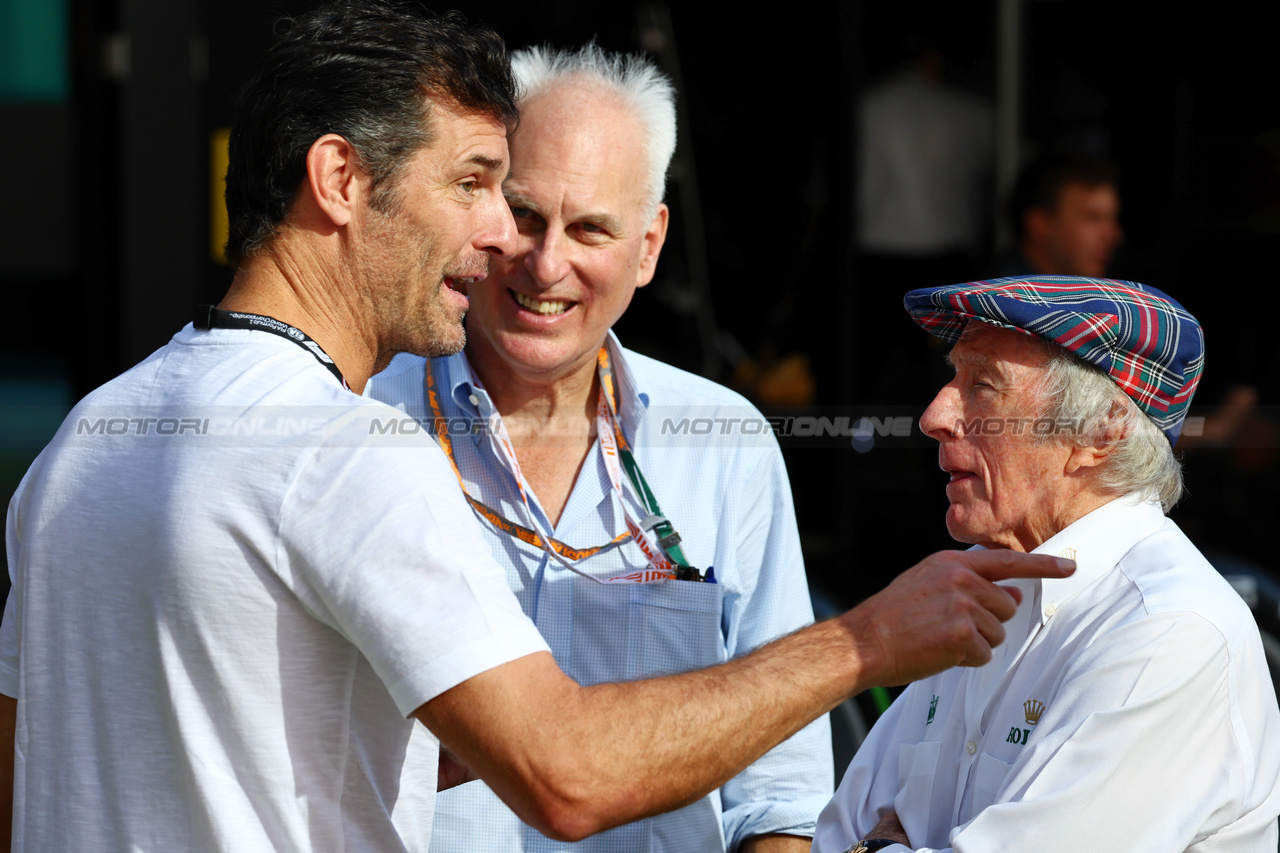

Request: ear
left=635, top=203, right=670, bottom=289
left=1064, top=396, right=1129, bottom=475
left=304, top=134, right=367, bottom=228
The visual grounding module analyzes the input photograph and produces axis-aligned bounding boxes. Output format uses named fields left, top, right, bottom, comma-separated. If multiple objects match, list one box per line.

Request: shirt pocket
left=893, top=739, right=940, bottom=840
left=625, top=580, right=727, bottom=680
left=970, top=752, right=1013, bottom=814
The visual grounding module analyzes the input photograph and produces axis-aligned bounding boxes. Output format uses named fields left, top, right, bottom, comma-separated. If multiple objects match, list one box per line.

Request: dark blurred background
left=3, top=0, right=1278, bottom=610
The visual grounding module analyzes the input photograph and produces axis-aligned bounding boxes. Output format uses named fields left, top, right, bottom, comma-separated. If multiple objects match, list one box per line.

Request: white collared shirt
left=814, top=495, right=1280, bottom=852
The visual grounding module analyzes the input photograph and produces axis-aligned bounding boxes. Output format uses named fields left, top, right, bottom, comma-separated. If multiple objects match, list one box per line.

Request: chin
left=418, top=327, right=467, bottom=359
left=944, top=512, right=983, bottom=548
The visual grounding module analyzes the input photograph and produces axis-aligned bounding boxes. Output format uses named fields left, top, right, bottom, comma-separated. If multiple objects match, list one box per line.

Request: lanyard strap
left=426, top=360, right=639, bottom=584
left=194, top=305, right=346, bottom=387
left=425, top=349, right=702, bottom=583
left=595, top=348, right=701, bottom=580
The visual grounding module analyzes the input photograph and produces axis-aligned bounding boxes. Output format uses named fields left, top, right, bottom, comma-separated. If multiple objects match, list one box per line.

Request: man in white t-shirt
left=0, top=3, right=1075, bottom=850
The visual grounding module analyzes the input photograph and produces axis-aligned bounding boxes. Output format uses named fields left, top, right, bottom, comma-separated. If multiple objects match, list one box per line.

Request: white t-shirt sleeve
left=0, top=473, right=26, bottom=698
left=276, top=420, right=548, bottom=718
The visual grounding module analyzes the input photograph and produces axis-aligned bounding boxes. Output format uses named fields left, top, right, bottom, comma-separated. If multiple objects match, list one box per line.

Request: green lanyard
left=596, top=347, right=704, bottom=582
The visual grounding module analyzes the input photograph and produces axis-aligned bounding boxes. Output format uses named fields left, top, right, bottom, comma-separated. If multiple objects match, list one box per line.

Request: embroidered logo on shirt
left=927, top=694, right=939, bottom=725
left=1006, top=699, right=1045, bottom=746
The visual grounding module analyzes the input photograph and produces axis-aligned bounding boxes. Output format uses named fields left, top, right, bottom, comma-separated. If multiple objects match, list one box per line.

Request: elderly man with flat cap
left=813, top=276, right=1280, bottom=853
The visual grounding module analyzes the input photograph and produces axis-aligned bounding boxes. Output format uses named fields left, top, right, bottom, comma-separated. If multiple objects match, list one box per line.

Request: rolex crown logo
left=1058, top=547, right=1077, bottom=561
left=1024, top=699, right=1045, bottom=725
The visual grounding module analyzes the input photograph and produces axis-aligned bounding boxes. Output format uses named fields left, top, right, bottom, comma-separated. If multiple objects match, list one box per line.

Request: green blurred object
left=0, top=0, right=69, bottom=102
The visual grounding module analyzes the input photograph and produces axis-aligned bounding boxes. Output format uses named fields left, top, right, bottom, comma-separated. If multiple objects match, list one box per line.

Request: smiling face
left=919, top=322, right=1091, bottom=552
left=358, top=99, right=515, bottom=360
left=461, top=80, right=668, bottom=388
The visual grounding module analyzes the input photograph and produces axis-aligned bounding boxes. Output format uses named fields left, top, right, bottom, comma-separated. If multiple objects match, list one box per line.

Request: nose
left=524, top=230, right=571, bottom=286
left=478, top=193, right=516, bottom=257
left=920, top=383, right=960, bottom=441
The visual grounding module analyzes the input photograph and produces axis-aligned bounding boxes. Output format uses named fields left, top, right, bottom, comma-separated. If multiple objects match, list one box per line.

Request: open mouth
left=444, top=275, right=482, bottom=297
left=511, top=289, right=573, bottom=316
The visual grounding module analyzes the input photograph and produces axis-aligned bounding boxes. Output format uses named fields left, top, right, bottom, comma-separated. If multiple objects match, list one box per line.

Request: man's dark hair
left=1011, top=152, right=1119, bottom=242
left=225, top=0, right=518, bottom=266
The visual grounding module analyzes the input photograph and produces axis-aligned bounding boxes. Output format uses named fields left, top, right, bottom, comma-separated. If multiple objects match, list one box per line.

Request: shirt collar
left=429, top=351, right=485, bottom=416
left=602, top=332, right=650, bottom=439
left=1028, top=493, right=1167, bottom=625
left=434, top=333, right=651, bottom=433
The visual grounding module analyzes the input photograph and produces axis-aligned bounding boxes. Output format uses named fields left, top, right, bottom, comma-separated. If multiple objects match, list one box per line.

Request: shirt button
left=966, top=740, right=977, bottom=755
left=1044, top=603, right=1058, bottom=618
left=468, top=394, right=480, bottom=407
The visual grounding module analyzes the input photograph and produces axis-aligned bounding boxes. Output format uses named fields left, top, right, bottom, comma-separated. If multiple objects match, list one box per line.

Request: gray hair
left=511, top=44, right=676, bottom=219
left=1035, top=342, right=1184, bottom=512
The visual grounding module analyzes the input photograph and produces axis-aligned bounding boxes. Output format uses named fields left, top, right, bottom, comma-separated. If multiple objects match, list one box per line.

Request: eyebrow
left=945, top=348, right=988, bottom=369
left=499, top=192, right=625, bottom=234
left=581, top=212, right=625, bottom=233
left=502, top=190, right=537, bottom=211
left=469, top=154, right=506, bottom=174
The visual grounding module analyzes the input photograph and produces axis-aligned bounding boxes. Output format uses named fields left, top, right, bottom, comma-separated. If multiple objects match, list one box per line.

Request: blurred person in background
left=999, top=152, right=1123, bottom=278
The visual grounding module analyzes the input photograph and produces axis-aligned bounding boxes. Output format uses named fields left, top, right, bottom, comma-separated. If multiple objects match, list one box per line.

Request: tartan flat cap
left=904, top=275, right=1204, bottom=444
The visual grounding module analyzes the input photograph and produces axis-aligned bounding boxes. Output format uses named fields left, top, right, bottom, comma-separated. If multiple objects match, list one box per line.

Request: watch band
left=848, top=840, right=899, bottom=853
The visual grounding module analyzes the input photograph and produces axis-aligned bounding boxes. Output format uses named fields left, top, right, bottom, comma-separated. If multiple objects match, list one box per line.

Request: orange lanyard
left=425, top=353, right=679, bottom=583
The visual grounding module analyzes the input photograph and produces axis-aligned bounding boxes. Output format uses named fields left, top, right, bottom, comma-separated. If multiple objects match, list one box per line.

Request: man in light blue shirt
left=368, top=44, right=831, bottom=852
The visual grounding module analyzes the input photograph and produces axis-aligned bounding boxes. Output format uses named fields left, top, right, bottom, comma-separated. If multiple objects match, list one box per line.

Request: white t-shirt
left=0, top=325, right=549, bottom=851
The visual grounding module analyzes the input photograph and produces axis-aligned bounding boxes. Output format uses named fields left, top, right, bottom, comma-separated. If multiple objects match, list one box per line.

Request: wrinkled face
left=359, top=101, right=515, bottom=360
left=1036, top=183, right=1123, bottom=278
left=462, top=81, right=667, bottom=384
left=919, top=323, right=1076, bottom=552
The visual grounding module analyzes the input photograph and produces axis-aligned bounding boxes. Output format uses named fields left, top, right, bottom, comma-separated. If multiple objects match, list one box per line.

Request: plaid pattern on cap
left=904, top=275, right=1205, bottom=443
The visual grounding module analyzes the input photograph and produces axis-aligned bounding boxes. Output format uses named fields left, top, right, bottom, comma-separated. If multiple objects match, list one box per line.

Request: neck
left=997, top=487, right=1117, bottom=553
left=219, top=238, right=378, bottom=392
left=464, top=340, right=607, bottom=528
left=465, top=341, right=604, bottom=434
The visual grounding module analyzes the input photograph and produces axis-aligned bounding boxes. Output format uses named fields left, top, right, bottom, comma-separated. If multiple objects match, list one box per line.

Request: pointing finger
left=963, top=550, right=1075, bottom=583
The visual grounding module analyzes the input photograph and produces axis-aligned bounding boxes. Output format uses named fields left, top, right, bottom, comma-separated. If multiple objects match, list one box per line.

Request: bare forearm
left=420, top=549, right=1073, bottom=841
left=561, top=615, right=864, bottom=823
left=738, top=834, right=812, bottom=853
left=421, top=616, right=860, bottom=840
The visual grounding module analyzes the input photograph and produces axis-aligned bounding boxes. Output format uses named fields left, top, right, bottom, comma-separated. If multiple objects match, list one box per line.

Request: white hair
left=511, top=43, right=676, bottom=219
left=1034, top=342, right=1184, bottom=512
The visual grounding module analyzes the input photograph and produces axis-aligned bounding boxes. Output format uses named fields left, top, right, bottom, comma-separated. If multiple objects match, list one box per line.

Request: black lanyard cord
left=194, top=305, right=346, bottom=387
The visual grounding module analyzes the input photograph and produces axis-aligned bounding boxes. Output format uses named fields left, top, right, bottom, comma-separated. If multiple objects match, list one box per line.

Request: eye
left=575, top=221, right=610, bottom=241
left=459, top=180, right=477, bottom=195
left=509, top=206, right=530, bottom=218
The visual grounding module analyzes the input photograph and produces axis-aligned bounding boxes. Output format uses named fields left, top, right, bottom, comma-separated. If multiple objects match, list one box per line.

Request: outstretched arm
left=417, top=549, right=1073, bottom=842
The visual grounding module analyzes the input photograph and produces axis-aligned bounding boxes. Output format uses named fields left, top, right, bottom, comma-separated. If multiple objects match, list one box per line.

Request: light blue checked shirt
left=367, top=334, right=833, bottom=852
